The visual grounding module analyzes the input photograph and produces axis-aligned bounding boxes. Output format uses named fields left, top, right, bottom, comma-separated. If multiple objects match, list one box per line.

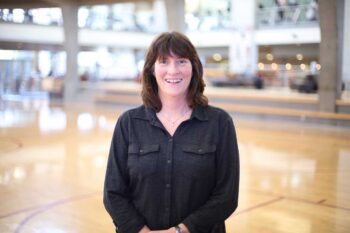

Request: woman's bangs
left=156, top=42, right=172, bottom=60
left=157, top=38, right=191, bottom=59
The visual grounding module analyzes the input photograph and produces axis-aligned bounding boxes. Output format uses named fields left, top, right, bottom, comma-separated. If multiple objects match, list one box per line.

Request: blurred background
left=0, top=0, right=348, bottom=108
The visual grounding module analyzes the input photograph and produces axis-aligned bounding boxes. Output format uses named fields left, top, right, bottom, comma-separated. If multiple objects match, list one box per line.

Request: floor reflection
left=0, top=109, right=36, bottom=128
left=39, top=107, right=67, bottom=133
left=0, top=100, right=349, bottom=233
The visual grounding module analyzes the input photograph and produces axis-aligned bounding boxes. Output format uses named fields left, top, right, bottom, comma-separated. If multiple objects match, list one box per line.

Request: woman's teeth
left=165, top=78, right=182, bottom=84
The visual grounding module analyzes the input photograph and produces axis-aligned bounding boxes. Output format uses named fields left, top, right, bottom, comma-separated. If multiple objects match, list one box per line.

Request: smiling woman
left=103, top=31, right=240, bottom=233
left=141, top=31, right=207, bottom=113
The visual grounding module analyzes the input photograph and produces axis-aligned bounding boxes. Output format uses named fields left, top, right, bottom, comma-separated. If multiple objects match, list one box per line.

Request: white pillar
left=152, top=0, right=167, bottom=32
left=61, top=2, right=79, bottom=103
left=164, top=0, right=185, bottom=32
left=229, top=0, right=257, bottom=75
left=318, top=0, right=339, bottom=112
left=342, top=0, right=350, bottom=95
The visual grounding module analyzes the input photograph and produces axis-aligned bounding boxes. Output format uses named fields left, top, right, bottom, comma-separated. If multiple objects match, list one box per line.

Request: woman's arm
left=103, top=114, right=147, bottom=233
left=139, top=225, right=151, bottom=233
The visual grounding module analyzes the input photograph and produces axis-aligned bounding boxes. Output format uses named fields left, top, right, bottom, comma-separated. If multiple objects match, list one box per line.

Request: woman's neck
left=157, top=95, right=192, bottom=136
left=159, top=95, right=190, bottom=115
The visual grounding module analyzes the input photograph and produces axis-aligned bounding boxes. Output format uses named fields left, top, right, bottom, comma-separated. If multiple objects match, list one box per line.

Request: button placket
left=163, top=136, right=174, bottom=225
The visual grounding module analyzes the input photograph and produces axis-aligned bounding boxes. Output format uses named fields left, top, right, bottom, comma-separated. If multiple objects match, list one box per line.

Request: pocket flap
left=181, top=144, right=216, bottom=155
left=140, top=144, right=160, bottom=154
left=128, top=144, right=160, bottom=155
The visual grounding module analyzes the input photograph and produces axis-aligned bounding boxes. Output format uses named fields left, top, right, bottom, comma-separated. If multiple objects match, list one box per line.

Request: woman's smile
left=164, top=78, right=183, bottom=84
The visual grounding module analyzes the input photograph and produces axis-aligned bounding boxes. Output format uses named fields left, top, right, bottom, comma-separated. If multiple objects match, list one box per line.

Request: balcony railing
left=256, top=4, right=319, bottom=28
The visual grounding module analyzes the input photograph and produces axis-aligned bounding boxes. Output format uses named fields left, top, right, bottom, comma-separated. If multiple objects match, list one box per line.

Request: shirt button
left=167, top=159, right=171, bottom=164
left=139, top=149, right=143, bottom=153
left=165, top=207, right=169, bottom=211
left=166, top=183, right=171, bottom=188
left=198, top=149, right=203, bottom=153
left=169, top=138, right=173, bottom=142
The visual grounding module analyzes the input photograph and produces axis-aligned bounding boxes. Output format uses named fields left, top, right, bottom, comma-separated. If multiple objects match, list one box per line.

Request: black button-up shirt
left=103, top=105, right=239, bottom=233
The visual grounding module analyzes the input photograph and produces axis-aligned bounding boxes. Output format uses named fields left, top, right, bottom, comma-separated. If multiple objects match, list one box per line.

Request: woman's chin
left=162, top=91, right=187, bottom=99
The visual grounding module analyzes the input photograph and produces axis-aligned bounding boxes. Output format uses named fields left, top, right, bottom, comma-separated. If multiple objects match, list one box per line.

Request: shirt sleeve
left=182, top=116, right=240, bottom=233
left=103, top=113, right=146, bottom=233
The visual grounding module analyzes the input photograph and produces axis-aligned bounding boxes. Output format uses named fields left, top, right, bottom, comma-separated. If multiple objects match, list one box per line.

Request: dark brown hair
left=141, top=31, right=208, bottom=112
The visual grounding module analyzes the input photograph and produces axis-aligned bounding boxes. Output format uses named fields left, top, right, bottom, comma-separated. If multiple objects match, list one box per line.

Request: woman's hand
left=139, top=225, right=151, bottom=233
left=149, top=223, right=190, bottom=233
left=149, top=229, right=174, bottom=233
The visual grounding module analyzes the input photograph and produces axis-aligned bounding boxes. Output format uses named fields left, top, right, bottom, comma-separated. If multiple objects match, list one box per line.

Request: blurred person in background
left=103, top=31, right=240, bottom=233
left=275, top=0, right=286, bottom=21
left=306, top=0, right=318, bottom=21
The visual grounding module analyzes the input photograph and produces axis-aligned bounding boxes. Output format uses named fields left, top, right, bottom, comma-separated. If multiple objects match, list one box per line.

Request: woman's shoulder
left=205, top=105, right=236, bottom=131
left=118, top=105, right=151, bottom=122
left=205, top=104, right=232, bottom=120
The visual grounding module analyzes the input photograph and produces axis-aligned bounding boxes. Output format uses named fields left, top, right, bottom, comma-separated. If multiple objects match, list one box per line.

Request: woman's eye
left=158, top=59, right=167, bottom=64
left=178, top=59, right=188, bottom=65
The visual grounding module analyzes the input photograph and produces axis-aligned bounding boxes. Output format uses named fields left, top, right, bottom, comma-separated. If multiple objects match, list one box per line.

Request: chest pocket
left=127, top=144, right=159, bottom=178
left=181, top=144, right=216, bottom=179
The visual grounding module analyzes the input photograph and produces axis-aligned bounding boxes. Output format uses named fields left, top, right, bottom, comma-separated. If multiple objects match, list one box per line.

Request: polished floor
left=0, top=99, right=350, bottom=233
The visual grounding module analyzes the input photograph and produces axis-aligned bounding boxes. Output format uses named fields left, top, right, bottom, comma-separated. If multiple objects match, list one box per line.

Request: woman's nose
left=167, top=62, right=179, bottom=74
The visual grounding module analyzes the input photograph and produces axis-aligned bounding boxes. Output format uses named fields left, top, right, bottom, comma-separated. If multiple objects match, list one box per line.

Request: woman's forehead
left=158, top=53, right=178, bottom=59
left=157, top=51, right=188, bottom=59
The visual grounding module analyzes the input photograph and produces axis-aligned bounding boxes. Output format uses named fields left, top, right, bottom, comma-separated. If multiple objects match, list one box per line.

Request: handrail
left=256, top=4, right=319, bottom=28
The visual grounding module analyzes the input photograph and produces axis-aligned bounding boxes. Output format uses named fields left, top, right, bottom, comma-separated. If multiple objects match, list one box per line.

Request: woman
left=103, top=31, right=239, bottom=233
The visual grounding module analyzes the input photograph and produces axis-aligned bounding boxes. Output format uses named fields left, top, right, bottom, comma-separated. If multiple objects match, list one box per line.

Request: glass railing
left=0, top=8, right=63, bottom=26
left=256, top=4, right=319, bottom=28
left=0, top=7, right=232, bottom=33
left=0, top=6, right=159, bottom=33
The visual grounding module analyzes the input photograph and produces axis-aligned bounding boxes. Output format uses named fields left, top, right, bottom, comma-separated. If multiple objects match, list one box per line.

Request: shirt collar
left=131, top=105, right=158, bottom=126
left=190, top=105, right=209, bottom=121
left=132, top=104, right=208, bottom=123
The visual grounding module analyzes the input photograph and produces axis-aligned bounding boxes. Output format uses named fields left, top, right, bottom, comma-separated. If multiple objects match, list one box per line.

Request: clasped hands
left=139, top=223, right=189, bottom=233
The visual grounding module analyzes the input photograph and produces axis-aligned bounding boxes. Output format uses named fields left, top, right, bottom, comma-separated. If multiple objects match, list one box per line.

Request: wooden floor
left=0, top=99, right=350, bottom=233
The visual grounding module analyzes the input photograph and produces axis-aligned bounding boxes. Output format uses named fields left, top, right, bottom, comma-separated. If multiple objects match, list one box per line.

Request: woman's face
left=154, top=53, right=192, bottom=100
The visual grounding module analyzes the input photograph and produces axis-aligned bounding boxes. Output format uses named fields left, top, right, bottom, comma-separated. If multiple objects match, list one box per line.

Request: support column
left=318, top=0, right=340, bottom=112
left=229, top=0, right=258, bottom=76
left=61, top=2, right=79, bottom=103
left=341, top=0, right=350, bottom=96
left=164, top=0, right=185, bottom=32
left=152, top=0, right=167, bottom=32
